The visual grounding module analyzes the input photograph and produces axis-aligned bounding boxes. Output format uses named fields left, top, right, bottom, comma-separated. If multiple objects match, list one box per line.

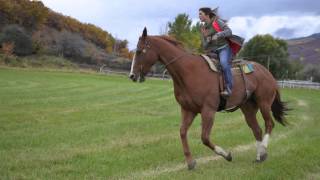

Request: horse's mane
left=155, top=35, right=185, bottom=51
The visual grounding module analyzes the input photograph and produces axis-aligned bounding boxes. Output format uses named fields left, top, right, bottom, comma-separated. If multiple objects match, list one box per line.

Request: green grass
left=0, top=68, right=319, bottom=180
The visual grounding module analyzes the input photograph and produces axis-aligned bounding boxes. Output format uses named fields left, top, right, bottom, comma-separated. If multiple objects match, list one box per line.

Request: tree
left=287, top=60, right=303, bottom=80
left=56, top=31, right=87, bottom=61
left=298, top=64, right=320, bottom=82
left=0, top=0, right=49, bottom=29
left=1, top=42, right=14, bottom=56
left=167, top=14, right=202, bottom=52
left=168, top=13, right=192, bottom=41
left=0, top=25, right=33, bottom=56
left=189, top=22, right=203, bottom=53
left=239, top=34, right=290, bottom=79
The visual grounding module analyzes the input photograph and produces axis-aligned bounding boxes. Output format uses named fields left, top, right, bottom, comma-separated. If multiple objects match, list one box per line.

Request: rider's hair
left=199, top=7, right=216, bottom=19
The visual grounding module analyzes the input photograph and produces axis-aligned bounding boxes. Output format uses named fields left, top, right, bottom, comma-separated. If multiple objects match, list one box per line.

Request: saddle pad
left=201, top=54, right=218, bottom=72
left=201, top=54, right=254, bottom=74
left=241, top=63, right=254, bottom=73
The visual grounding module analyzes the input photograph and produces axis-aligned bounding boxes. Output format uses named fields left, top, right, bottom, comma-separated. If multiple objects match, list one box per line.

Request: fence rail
left=100, top=67, right=320, bottom=90
left=278, top=80, right=320, bottom=89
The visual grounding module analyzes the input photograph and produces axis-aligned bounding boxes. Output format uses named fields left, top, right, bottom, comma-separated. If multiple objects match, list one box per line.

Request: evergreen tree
left=167, top=14, right=202, bottom=53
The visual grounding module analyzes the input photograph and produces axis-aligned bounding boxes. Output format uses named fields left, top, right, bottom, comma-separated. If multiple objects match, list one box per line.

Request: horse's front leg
left=201, top=107, right=232, bottom=161
left=180, top=107, right=197, bottom=170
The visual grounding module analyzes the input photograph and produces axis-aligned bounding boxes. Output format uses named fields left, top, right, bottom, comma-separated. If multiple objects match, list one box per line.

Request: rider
left=199, top=7, right=243, bottom=97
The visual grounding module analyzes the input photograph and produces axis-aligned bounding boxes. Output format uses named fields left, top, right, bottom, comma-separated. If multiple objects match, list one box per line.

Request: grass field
left=0, top=68, right=319, bottom=180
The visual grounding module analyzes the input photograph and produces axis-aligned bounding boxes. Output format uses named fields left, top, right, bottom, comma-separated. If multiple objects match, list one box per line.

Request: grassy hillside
left=0, top=68, right=319, bottom=179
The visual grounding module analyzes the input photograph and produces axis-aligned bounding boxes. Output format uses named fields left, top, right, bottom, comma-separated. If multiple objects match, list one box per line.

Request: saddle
left=200, top=54, right=254, bottom=74
left=201, top=54, right=254, bottom=112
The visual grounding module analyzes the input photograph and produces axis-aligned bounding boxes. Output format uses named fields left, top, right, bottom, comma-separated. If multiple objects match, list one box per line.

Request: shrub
left=0, top=25, right=33, bottom=56
left=1, top=42, right=14, bottom=56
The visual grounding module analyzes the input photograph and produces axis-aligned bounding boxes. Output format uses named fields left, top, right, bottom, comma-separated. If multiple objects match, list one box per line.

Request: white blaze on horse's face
left=129, top=53, right=136, bottom=80
left=129, top=42, right=156, bottom=83
left=129, top=50, right=146, bottom=82
left=129, top=28, right=160, bottom=83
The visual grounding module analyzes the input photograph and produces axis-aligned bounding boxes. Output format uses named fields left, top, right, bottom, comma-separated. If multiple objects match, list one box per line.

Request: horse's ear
left=142, top=27, right=147, bottom=38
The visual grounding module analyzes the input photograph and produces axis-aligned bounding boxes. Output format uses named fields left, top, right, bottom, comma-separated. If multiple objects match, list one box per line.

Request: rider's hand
left=201, top=28, right=209, bottom=36
left=211, top=34, right=218, bottom=41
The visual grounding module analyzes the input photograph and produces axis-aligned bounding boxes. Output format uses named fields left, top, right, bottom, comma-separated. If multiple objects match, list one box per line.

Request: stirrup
left=220, top=90, right=231, bottom=98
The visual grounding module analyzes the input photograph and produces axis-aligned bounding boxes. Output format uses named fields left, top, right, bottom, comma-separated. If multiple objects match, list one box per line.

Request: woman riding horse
left=199, top=7, right=244, bottom=97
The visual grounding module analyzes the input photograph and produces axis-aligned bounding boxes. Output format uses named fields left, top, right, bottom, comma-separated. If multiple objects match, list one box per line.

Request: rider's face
left=199, top=11, right=210, bottom=22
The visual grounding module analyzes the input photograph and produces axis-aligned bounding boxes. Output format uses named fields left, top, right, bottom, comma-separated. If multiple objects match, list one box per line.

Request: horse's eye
left=136, top=50, right=142, bottom=54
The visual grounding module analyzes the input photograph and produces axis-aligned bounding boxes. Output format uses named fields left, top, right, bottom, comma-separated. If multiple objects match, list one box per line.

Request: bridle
left=137, top=39, right=187, bottom=69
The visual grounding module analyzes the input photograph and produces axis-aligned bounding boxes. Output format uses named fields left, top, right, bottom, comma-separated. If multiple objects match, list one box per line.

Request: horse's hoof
left=260, top=153, right=268, bottom=162
left=224, top=152, right=232, bottom=162
left=254, top=153, right=268, bottom=163
left=187, top=160, right=196, bottom=170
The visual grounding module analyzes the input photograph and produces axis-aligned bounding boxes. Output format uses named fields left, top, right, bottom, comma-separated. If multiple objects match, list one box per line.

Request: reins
left=164, top=54, right=186, bottom=67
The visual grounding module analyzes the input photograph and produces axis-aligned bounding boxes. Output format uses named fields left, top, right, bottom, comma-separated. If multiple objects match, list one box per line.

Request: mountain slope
left=287, top=33, right=320, bottom=64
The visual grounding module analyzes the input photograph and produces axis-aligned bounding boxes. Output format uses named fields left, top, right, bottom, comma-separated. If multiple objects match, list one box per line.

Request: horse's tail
left=271, top=90, right=289, bottom=126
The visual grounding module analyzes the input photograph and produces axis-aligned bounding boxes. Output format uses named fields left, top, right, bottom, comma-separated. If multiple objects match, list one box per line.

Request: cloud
left=40, top=0, right=187, bottom=49
left=40, top=0, right=320, bottom=49
left=214, top=0, right=320, bottom=18
left=274, top=28, right=296, bottom=38
left=228, top=14, right=320, bottom=41
left=41, top=0, right=106, bottom=23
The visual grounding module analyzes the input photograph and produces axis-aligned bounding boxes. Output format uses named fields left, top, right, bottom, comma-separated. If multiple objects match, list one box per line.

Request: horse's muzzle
left=129, top=73, right=137, bottom=82
left=129, top=73, right=145, bottom=83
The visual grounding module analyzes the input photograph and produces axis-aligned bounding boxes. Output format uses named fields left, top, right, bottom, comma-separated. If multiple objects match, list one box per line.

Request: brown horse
left=129, top=28, right=288, bottom=170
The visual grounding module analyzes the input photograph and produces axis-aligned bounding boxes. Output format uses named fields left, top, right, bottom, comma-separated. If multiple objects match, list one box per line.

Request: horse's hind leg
left=200, top=107, right=232, bottom=162
left=240, top=101, right=266, bottom=162
left=255, top=99, right=275, bottom=162
left=180, top=107, right=197, bottom=170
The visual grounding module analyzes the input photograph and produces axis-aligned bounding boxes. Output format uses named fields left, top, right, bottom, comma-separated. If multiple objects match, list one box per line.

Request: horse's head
left=129, top=27, right=159, bottom=82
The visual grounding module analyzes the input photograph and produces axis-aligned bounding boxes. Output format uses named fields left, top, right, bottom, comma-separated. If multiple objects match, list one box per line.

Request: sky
left=40, top=0, right=320, bottom=50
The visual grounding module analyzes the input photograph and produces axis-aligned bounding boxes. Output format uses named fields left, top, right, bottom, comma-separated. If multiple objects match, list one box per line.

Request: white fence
left=278, top=80, right=320, bottom=89
left=99, top=67, right=320, bottom=90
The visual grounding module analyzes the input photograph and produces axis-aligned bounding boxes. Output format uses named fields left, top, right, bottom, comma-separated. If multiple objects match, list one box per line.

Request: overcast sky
left=40, top=0, right=320, bottom=50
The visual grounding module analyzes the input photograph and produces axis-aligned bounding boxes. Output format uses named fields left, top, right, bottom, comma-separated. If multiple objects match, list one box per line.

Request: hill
left=0, top=0, right=132, bottom=69
left=287, top=33, right=320, bottom=65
